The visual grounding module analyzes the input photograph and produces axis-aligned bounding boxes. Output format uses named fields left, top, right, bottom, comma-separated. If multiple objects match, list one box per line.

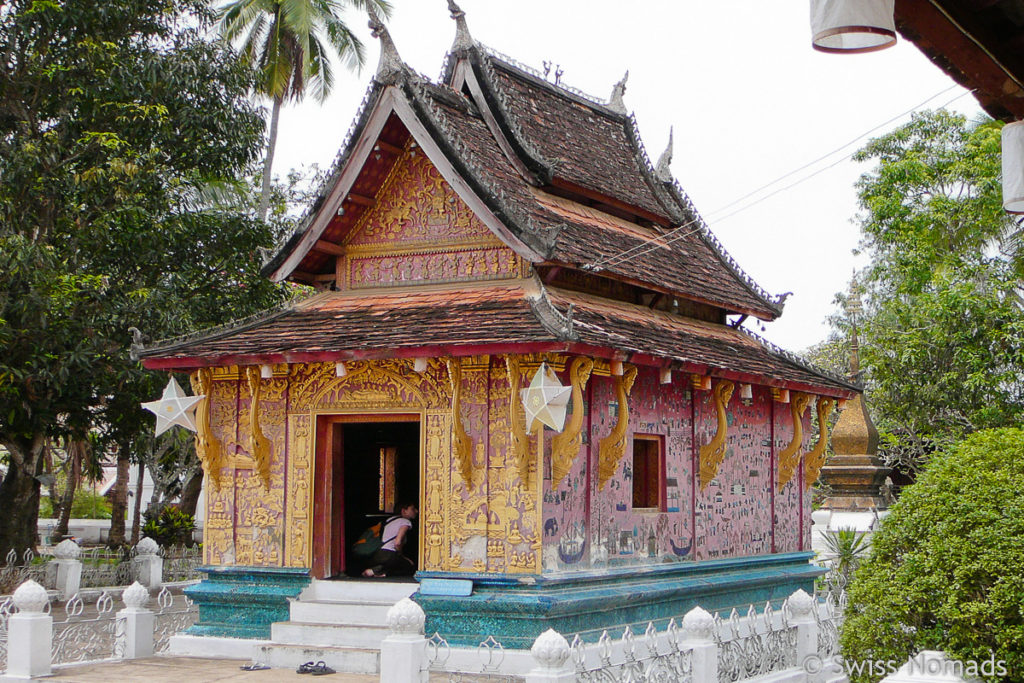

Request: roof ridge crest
left=740, top=327, right=860, bottom=391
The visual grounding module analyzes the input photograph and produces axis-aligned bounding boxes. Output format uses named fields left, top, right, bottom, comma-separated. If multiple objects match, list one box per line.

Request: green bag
left=351, top=516, right=398, bottom=558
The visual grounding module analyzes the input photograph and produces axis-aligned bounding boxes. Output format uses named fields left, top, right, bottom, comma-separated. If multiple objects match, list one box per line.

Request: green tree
left=0, top=0, right=288, bottom=556
left=841, top=428, right=1024, bottom=682
left=846, top=110, right=1024, bottom=470
left=216, top=0, right=390, bottom=220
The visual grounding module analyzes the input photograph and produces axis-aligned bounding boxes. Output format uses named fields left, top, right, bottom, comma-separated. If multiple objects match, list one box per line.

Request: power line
left=588, top=86, right=974, bottom=273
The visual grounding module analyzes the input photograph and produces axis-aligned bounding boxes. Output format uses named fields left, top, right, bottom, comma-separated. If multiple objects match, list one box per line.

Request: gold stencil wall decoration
left=446, top=358, right=474, bottom=486
left=549, top=357, right=594, bottom=489
left=190, top=368, right=225, bottom=491
left=698, top=380, right=735, bottom=490
left=422, top=410, right=453, bottom=572
left=505, top=355, right=533, bottom=484
left=777, top=391, right=812, bottom=491
left=802, top=397, right=835, bottom=491
left=597, top=364, right=638, bottom=491
left=245, top=366, right=273, bottom=489
left=285, top=414, right=313, bottom=568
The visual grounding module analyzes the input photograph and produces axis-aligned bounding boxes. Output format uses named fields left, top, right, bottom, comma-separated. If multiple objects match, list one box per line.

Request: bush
left=39, top=488, right=112, bottom=520
left=841, top=428, right=1024, bottom=681
left=141, top=506, right=195, bottom=547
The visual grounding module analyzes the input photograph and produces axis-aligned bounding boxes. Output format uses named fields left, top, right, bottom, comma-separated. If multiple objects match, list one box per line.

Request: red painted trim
left=690, top=390, right=697, bottom=559
left=584, top=374, right=594, bottom=563
left=143, top=343, right=856, bottom=400
left=769, top=396, right=776, bottom=555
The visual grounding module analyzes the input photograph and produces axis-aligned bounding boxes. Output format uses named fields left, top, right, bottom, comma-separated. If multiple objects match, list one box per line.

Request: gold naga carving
left=802, top=397, right=836, bottom=490
left=504, top=356, right=533, bottom=484
left=777, top=391, right=813, bottom=491
left=244, top=366, right=273, bottom=489
left=446, top=358, right=474, bottom=486
left=699, top=380, right=735, bottom=490
left=597, top=364, right=638, bottom=491
left=190, top=368, right=225, bottom=491
left=550, top=357, right=594, bottom=489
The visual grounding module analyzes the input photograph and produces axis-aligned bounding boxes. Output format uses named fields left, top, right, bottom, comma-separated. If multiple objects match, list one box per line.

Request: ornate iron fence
left=52, top=591, right=121, bottom=665
left=424, top=632, right=525, bottom=683
left=79, top=547, right=134, bottom=588
left=160, top=544, right=202, bottom=583
left=572, top=620, right=695, bottom=683
left=714, top=602, right=798, bottom=682
left=154, top=587, right=198, bottom=653
left=0, top=549, right=48, bottom=594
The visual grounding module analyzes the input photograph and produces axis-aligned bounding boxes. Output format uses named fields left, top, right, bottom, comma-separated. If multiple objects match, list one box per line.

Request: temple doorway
left=313, top=415, right=421, bottom=579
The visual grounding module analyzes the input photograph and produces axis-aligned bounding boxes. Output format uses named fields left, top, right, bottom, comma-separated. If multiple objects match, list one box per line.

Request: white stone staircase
left=254, top=579, right=418, bottom=674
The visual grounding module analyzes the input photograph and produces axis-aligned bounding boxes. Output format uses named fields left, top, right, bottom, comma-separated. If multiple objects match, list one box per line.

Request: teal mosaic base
left=415, top=552, right=823, bottom=648
left=184, top=566, right=311, bottom=639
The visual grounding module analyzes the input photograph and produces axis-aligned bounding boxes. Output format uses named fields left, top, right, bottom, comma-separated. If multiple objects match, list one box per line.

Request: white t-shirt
left=381, top=517, right=412, bottom=552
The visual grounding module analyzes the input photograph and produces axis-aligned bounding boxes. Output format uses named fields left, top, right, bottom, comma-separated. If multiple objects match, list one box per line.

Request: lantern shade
left=260, top=364, right=273, bottom=379
left=811, top=0, right=896, bottom=54
left=1003, top=121, right=1024, bottom=213
left=335, top=361, right=348, bottom=378
left=739, top=384, right=753, bottom=401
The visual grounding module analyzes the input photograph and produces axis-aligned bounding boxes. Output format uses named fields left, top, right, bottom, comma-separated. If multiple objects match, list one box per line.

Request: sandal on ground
left=240, top=663, right=270, bottom=671
left=310, top=661, right=336, bottom=675
left=297, top=661, right=317, bottom=674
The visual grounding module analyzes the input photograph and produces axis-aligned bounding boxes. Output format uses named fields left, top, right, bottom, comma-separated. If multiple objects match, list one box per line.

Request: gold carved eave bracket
left=699, top=379, right=735, bottom=490
left=597, top=364, right=637, bottom=491
left=777, top=391, right=812, bottom=491
left=446, top=358, right=474, bottom=486
left=504, top=356, right=533, bottom=484
left=191, top=368, right=225, bottom=491
left=245, top=366, right=273, bottom=490
left=803, top=397, right=835, bottom=491
left=549, top=357, right=594, bottom=489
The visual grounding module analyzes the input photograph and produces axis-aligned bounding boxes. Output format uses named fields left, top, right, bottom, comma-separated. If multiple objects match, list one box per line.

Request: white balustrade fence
left=0, top=579, right=198, bottom=677
left=381, top=586, right=845, bottom=683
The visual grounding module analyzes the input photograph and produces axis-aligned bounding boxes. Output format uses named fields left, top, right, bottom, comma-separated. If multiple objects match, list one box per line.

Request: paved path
left=48, top=657, right=377, bottom=682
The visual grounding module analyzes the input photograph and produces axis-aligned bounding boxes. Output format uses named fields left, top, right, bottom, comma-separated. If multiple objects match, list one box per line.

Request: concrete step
left=272, top=621, right=391, bottom=649
left=254, top=642, right=380, bottom=675
left=288, top=598, right=394, bottom=626
left=299, top=578, right=418, bottom=604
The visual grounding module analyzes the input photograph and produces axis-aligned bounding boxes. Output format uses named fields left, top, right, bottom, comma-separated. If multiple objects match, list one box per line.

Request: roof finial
left=367, top=4, right=404, bottom=80
left=608, top=70, right=629, bottom=113
left=655, top=126, right=674, bottom=182
left=447, top=0, right=473, bottom=51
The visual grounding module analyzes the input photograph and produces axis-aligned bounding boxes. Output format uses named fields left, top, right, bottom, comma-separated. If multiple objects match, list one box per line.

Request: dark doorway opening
left=336, top=420, right=420, bottom=578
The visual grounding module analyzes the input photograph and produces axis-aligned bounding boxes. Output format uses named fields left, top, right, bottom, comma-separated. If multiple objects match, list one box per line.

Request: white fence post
left=4, top=580, right=52, bottom=679
left=681, top=606, right=718, bottom=683
left=116, top=582, right=154, bottom=659
left=526, top=629, right=574, bottom=683
left=132, top=537, right=162, bottom=588
left=379, top=598, right=428, bottom=683
left=789, top=589, right=821, bottom=681
left=49, top=539, right=82, bottom=601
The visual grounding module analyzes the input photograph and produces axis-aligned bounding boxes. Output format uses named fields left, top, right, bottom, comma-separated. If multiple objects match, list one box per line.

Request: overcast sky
left=268, top=1, right=980, bottom=354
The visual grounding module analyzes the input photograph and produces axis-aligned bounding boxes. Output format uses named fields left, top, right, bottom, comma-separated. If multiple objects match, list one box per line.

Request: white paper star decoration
left=141, top=377, right=204, bottom=436
left=520, top=363, right=571, bottom=433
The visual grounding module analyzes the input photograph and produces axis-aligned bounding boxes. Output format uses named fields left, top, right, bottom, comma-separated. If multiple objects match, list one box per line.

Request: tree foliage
left=841, top=428, right=1024, bottom=682
left=844, top=110, right=1024, bottom=469
left=0, top=0, right=288, bottom=555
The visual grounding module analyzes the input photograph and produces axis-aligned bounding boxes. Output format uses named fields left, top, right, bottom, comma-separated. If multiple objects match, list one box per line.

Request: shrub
left=38, top=488, right=112, bottom=520
left=141, top=506, right=195, bottom=547
left=841, top=428, right=1024, bottom=681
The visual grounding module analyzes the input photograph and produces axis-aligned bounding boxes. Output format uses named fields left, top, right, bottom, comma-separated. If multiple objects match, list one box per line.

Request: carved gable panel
left=341, top=146, right=523, bottom=289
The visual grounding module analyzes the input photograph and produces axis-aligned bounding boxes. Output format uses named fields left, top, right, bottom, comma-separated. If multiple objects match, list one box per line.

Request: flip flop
left=310, top=661, right=336, bottom=676
left=240, top=663, right=270, bottom=671
left=297, top=661, right=317, bottom=674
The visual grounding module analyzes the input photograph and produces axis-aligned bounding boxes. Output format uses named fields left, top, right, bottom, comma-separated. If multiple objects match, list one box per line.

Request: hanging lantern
left=1003, top=121, right=1024, bottom=213
left=739, top=384, right=753, bottom=401
left=260, top=364, right=273, bottom=379
left=413, top=358, right=428, bottom=373
left=659, top=367, right=672, bottom=385
left=335, top=361, right=348, bottom=378
left=810, top=0, right=896, bottom=54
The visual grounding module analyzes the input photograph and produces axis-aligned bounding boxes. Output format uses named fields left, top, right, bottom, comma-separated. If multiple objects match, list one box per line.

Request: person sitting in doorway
left=363, top=501, right=418, bottom=578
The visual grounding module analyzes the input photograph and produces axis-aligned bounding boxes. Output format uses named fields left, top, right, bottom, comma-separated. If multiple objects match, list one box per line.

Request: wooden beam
left=313, top=240, right=345, bottom=256
left=312, top=272, right=337, bottom=282
left=374, top=140, right=403, bottom=155
left=291, top=270, right=317, bottom=282
left=346, top=193, right=375, bottom=207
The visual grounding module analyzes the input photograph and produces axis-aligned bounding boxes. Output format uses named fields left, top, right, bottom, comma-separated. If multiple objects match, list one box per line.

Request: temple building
left=140, top=3, right=858, bottom=659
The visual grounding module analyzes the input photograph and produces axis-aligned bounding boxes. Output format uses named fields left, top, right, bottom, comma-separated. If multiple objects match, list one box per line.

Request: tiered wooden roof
left=141, top=6, right=857, bottom=398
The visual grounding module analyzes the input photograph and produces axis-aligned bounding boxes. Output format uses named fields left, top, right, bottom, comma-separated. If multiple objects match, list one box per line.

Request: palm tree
left=217, top=0, right=391, bottom=221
